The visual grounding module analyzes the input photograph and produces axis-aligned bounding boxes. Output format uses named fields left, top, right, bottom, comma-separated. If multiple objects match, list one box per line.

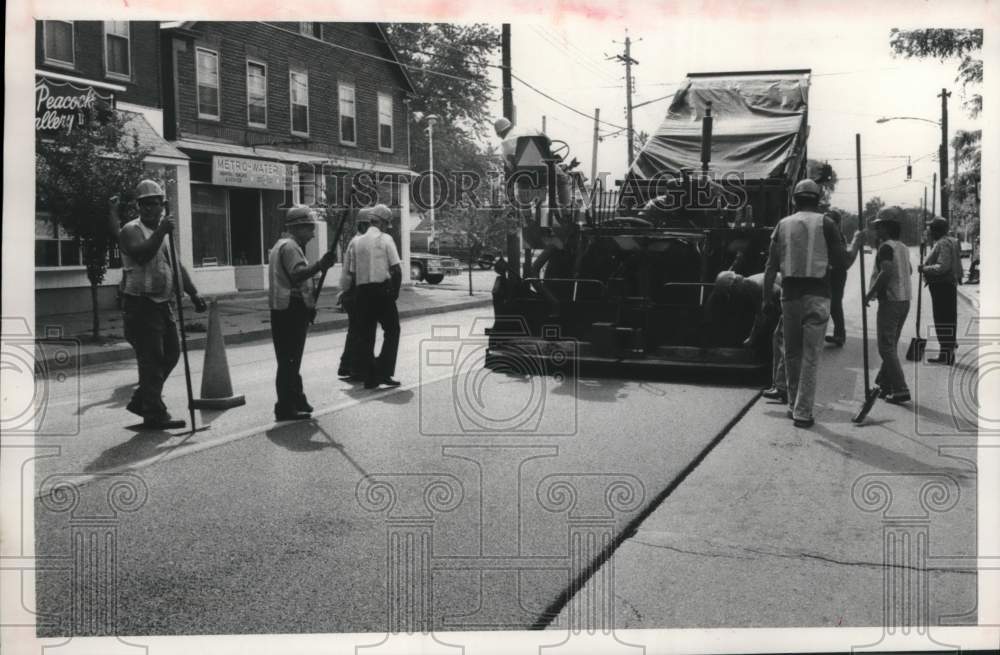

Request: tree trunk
left=90, top=282, right=100, bottom=340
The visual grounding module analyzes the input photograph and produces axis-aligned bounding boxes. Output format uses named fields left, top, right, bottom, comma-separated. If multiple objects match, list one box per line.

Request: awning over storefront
left=174, top=138, right=416, bottom=177
left=122, top=111, right=189, bottom=161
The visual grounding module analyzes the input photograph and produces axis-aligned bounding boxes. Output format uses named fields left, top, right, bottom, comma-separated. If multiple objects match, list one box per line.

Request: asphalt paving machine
left=487, top=69, right=812, bottom=377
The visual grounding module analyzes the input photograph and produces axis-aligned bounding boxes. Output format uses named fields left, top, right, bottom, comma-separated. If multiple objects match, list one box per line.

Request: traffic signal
left=906, top=157, right=912, bottom=180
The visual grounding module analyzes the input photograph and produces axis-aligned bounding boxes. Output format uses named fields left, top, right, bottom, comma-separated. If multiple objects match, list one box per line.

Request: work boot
left=928, top=351, right=955, bottom=365
left=275, top=409, right=312, bottom=421
left=297, top=396, right=314, bottom=413
left=885, top=391, right=911, bottom=404
left=762, top=387, right=788, bottom=403
left=824, top=334, right=845, bottom=347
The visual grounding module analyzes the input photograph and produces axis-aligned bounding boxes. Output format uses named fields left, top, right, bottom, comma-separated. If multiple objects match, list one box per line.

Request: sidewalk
left=35, top=282, right=492, bottom=370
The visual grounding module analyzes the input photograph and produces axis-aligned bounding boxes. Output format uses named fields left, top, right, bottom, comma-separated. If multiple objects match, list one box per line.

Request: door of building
left=229, top=188, right=265, bottom=289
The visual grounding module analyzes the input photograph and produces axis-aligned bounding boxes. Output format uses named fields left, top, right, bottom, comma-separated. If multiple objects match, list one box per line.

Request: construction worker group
left=761, top=179, right=960, bottom=428
left=117, top=178, right=401, bottom=427
left=118, top=177, right=963, bottom=430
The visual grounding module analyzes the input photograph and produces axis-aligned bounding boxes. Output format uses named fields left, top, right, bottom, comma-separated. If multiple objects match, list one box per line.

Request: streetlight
left=875, top=88, right=951, bottom=221
left=414, top=112, right=441, bottom=245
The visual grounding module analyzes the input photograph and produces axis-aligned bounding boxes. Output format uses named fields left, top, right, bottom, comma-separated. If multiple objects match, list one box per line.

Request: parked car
left=410, top=253, right=462, bottom=284
left=410, top=227, right=503, bottom=269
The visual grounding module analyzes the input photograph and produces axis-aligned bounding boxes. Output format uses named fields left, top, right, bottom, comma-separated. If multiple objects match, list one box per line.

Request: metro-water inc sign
left=212, top=156, right=287, bottom=190
left=35, top=78, right=115, bottom=134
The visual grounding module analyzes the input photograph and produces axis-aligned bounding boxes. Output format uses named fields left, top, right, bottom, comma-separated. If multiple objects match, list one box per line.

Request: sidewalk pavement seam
left=37, top=296, right=492, bottom=371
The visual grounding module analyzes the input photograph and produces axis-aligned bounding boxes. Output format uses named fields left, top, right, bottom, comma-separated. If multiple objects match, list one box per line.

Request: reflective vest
left=871, top=239, right=912, bottom=302
left=121, top=218, right=173, bottom=303
left=268, top=237, right=315, bottom=310
left=776, top=211, right=829, bottom=278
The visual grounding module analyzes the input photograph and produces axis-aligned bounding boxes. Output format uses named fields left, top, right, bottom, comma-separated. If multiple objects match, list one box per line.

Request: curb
left=38, top=296, right=492, bottom=371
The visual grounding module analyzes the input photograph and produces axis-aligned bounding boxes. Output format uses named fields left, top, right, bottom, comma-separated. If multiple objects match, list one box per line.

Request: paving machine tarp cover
left=487, top=69, right=811, bottom=377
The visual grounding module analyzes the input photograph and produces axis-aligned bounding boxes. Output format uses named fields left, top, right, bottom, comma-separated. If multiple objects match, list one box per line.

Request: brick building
left=35, top=20, right=190, bottom=315
left=161, top=22, right=416, bottom=293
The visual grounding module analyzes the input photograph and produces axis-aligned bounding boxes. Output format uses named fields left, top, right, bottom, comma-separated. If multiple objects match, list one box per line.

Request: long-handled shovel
left=165, top=207, right=208, bottom=435
left=906, top=240, right=927, bottom=361
left=853, top=134, right=879, bottom=424
left=310, top=192, right=357, bottom=323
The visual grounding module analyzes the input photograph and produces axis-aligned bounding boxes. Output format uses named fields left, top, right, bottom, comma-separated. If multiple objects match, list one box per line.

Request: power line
left=510, top=73, right=628, bottom=130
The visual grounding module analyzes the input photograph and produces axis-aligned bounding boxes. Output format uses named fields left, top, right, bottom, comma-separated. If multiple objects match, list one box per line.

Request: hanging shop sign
left=212, top=156, right=287, bottom=190
left=35, top=78, right=115, bottom=134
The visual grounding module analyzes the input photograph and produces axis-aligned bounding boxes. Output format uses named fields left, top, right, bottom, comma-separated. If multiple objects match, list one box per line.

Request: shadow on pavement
left=810, top=409, right=976, bottom=481
left=84, top=430, right=184, bottom=473
left=265, top=419, right=369, bottom=477
left=75, top=383, right=134, bottom=416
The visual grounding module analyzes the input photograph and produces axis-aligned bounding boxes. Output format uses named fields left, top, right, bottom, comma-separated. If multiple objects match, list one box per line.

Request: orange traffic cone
left=191, top=299, right=246, bottom=409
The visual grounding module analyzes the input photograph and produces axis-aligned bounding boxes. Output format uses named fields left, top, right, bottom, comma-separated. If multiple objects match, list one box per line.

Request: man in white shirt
left=348, top=204, right=402, bottom=389
left=336, top=214, right=369, bottom=378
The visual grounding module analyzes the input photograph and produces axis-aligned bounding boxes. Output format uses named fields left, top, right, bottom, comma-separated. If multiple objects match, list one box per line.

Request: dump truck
left=486, top=69, right=813, bottom=377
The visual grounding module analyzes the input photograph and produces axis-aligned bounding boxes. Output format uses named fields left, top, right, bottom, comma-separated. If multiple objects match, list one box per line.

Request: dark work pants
left=338, top=294, right=362, bottom=374
left=928, top=281, right=958, bottom=353
left=829, top=268, right=848, bottom=339
left=355, top=282, right=400, bottom=383
left=271, top=296, right=310, bottom=413
left=123, top=295, right=180, bottom=419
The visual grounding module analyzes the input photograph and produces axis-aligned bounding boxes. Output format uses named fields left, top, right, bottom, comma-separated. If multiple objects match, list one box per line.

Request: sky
left=486, top=9, right=986, bottom=212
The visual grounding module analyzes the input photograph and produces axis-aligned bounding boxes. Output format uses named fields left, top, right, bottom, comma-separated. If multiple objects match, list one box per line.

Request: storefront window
left=35, top=212, right=81, bottom=267
left=192, top=185, right=230, bottom=266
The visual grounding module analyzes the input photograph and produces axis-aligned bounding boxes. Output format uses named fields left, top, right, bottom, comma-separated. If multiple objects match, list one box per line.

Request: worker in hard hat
left=336, top=211, right=371, bottom=379
left=268, top=205, right=337, bottom=420
left=347, top=203, right=402, bottom=390
left=116, top=179, right=207, bottom=430
left=762, top=178, right=852, bottom=428
left=864, top=207, right=913, bottom=402
left=918, top=217, right=963, bottom=365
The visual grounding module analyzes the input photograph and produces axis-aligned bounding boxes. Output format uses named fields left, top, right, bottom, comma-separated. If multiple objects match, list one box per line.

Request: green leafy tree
left=36, top=111, right=151, bottom=339
left=889, top=28, right=982, bottom=116
left=950, top=128, right=981, bottom=239
left=384, top=23, right=501, bottom=246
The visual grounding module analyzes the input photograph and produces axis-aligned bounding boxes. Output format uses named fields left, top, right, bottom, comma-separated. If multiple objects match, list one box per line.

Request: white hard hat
left=367, top=204, right=393, bottom=223
left=494, top=117, right=512, bottom=134
left=285, top=205, right=319, bottom=226
left=136, top=179, right=165, bottom=200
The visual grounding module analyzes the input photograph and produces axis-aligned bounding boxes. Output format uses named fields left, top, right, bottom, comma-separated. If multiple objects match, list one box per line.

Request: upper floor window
left=378, top=92, right=393, bottom=152
left=43, top=21, right=75, bottom=68
left=246, top=60, right=267, bottom=127
left=104, top=21, right=131, bottom=79
left=290, top=69, right=310, bottom=136
left=339, top=83, right=356, bottom=145
left=300, top=23, right=322, bottom=39
left=196, top=47, right=220, bottom=120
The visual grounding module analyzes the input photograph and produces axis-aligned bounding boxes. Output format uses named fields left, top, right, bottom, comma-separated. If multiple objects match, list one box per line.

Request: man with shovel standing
left=268, top=206, right=336, bottom=421
left=864, top=207, right=913, bottom=404
left=117, top=179, right=206, bottom=430
left=919, top=217, right=963, bottom=365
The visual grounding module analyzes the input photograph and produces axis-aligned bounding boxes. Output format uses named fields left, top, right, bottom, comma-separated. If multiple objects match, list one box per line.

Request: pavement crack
left=629, top=533, right=976, bottom=575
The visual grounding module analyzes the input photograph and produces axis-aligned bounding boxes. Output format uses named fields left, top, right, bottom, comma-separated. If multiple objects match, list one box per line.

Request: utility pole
left=610, top=33, right=639, bottom=167
left=502, top=24, right=513, bottom=121
left=590, top=108, right=600, bottom=191
left=939, top=88, right=950, bottom=221
left=542, top=115, right=547, bottom=134
left=932, top=171, right=937, bottom=216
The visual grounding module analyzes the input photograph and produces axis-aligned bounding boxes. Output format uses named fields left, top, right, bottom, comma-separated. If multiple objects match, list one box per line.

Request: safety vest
left=268, top=237, right=315, bottom=310
left=776, top=211, right=829, bottom=278
left=121, top=218, right=173, bottom=303
left=871, top=239, right=912, bottom=302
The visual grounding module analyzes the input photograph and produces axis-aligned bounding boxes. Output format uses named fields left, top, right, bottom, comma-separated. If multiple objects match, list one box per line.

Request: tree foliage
left=384, top=23, right=502, bottom=245
left=36, top=110, right=152, bottom=336
left=889, top=28, right=983, bottom=116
